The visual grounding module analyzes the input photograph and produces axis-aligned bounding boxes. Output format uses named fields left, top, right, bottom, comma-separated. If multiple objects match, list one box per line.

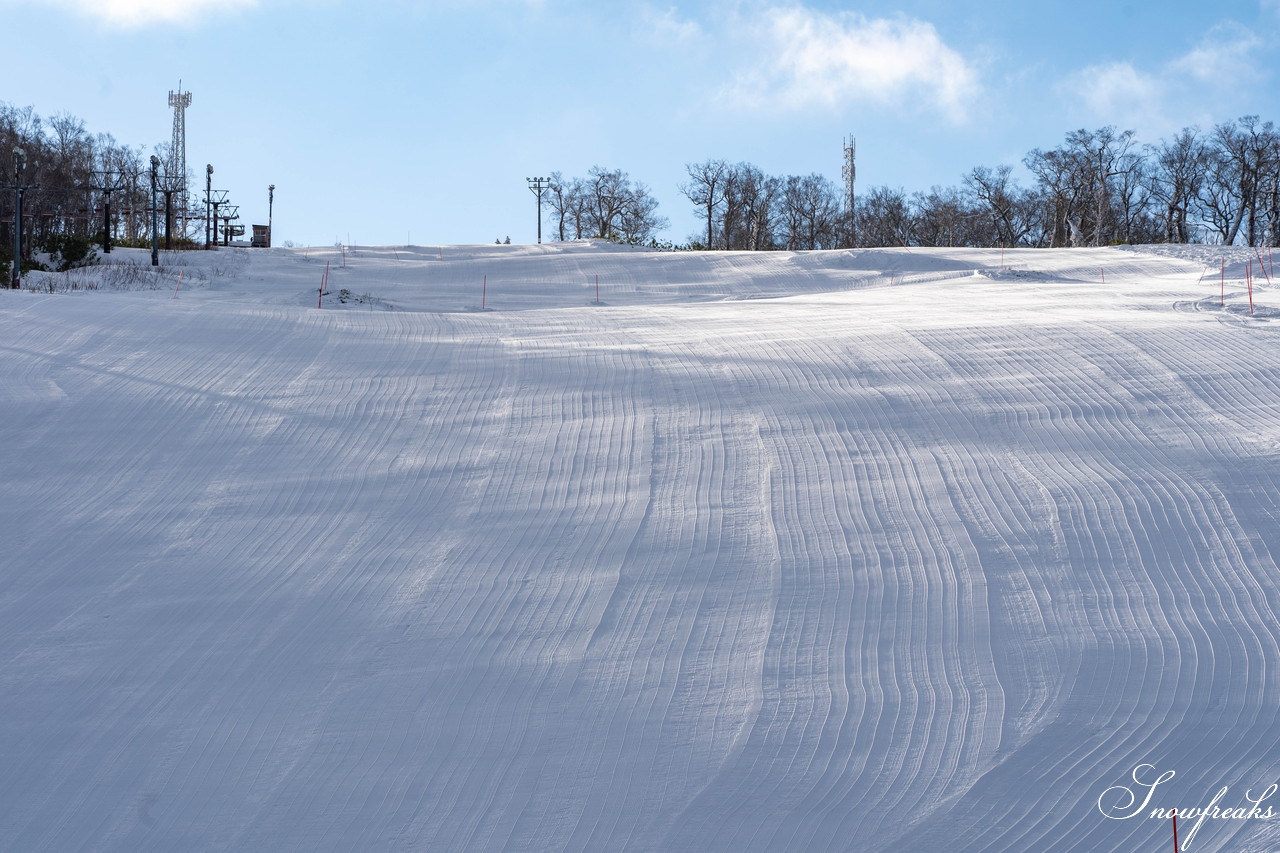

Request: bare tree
left=729, top=164, right=780, bottom=250
left=912, top=186, right=978, bottom=247
left=1200, top=150, right=1244, bottom=245
left=616, top=179, right=668, bottom=243
left=1024, top=146, right=1088, bottom=246
left=545, top=171, right=582, bottom=241
left=545, top=166, right=666, bottom=244
left=1268, top=178, right=1280, bottom=248
left=1146, top=128, right=1208, bottom=243
left=680, top=159, right=728, bottom=248
left=964, top=165, right=1037, bottom=247
left=1086, top=127, right=1141, bottom=245
left=857, top=185, right=913, bottom=247
left=1022, top=127, right=1140, bottom=246
left=780, top=174, right=841, bottom=250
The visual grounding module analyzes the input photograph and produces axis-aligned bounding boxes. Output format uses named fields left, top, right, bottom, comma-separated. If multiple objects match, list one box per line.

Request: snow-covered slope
left=3, top=242, right=1280, bottom=851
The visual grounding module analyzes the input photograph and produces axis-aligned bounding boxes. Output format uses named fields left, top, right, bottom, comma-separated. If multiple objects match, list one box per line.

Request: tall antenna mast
left=168, top=82, right=192, bottom=237
left=843, top=135, right=857, bottom=248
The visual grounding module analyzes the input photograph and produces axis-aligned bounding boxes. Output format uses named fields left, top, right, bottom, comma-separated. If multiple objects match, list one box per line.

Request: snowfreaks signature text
left=1098, top=763, right=1277, bottom=848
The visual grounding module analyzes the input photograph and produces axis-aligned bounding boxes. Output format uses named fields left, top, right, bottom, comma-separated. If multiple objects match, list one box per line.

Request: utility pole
left=209, top=189, right=229, bottom=248
left=527, top=176, right=549, bottom=244
left=149, top=156, right=160, bottom=266
left=268, top=184, right=275, bottom=247
left=159, top=177, right=177, bottom=250
left=204, top=164, right=213, bottom=249
left=4, top=147, right=40, bottom=289
left=88, top=169, right=126, bottom=253
left=221, top=204, right=239, bottom=245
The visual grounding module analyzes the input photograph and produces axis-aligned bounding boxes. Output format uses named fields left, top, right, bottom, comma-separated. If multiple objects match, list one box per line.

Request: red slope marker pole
left=1197, top=266, right=1207, bottom=285
left=1101, top=267, right=1105, bottom=283
left=1221, top=259, right=1226, bottom=306
left=595, top=274, right=600, bottom=304
left=172, top=269, right=182, bottom=298
left=1256, top=246, right=1272, bottom=285
left=482, top=274, right=487, bottom=311
left=1172, top=809, right=1179, bottom=851
left=1249, top=261, right=1255, bottom=315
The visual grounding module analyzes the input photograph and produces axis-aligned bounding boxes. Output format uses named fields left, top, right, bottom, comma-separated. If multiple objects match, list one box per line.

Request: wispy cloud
left=33, top=0, right=259, bottom=26
left=1169, top=22, right=1263, bottom=85
left=640, top=4, right=704, bottom=47
left=1060, top=20, right=1268, bottom=132
left=718, top=6, right=981, bottom=123
left=1061, top=61, right=1164, bottom=127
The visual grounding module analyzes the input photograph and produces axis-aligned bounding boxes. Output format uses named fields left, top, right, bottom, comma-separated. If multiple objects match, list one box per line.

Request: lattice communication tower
left=168, top=84, right=193, bottom=236
left=843, top=135, right=857, bottom=248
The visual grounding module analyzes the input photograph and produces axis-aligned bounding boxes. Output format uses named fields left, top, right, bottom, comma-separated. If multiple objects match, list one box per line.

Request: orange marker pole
left=1249, top=261, right=1255, bottom=315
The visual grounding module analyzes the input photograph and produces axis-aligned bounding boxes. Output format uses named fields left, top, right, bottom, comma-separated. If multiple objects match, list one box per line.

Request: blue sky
left=4, top=0, right=1279, bottom=246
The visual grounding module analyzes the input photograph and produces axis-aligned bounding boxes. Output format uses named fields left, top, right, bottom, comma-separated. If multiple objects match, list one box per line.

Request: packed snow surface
left=3, top=241, right=1280, bottom=851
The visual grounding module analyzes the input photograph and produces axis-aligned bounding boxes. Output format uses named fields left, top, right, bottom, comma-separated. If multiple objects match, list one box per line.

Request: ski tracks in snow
left=3, top=246, right=1280, bottom=851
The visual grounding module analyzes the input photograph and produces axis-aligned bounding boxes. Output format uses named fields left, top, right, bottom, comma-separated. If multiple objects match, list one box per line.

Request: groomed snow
left=3, top=241, right=1280, bottom=851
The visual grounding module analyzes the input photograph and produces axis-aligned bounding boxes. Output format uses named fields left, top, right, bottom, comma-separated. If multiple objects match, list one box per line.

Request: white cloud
left=1169, top=22, right=1263, bottom=84
left=37, top=0, right=258, bottom=26
left=1062, top=61, right=1163, bottom=124
left=719, top=6, right=981, bottom=123
left=1059, top=21, right=1270, bottom=131
left=641, top=4, right=704, bottom=46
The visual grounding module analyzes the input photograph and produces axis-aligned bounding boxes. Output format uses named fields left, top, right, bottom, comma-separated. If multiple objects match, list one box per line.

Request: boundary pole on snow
left=1101, top=267, right=1105, bottom=283
left=1255, top=246, right=1272, bottom=285
left=1197, top=266, right=1207, bottom=285
left=482, top=274, right=487, bottom=311
left=1248, top=261, right=1255, bottom=315
left=1221, top=259, right=1226, bottom=306
left=595, top=274, right=599, bottom=304
left=172, top=269, right=182, bottom=299
left=1173, top=809, right=1179, bottom=852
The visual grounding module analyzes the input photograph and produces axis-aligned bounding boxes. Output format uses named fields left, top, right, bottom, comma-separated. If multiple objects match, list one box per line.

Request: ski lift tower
left=168, top=84, right=192, bottom=237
